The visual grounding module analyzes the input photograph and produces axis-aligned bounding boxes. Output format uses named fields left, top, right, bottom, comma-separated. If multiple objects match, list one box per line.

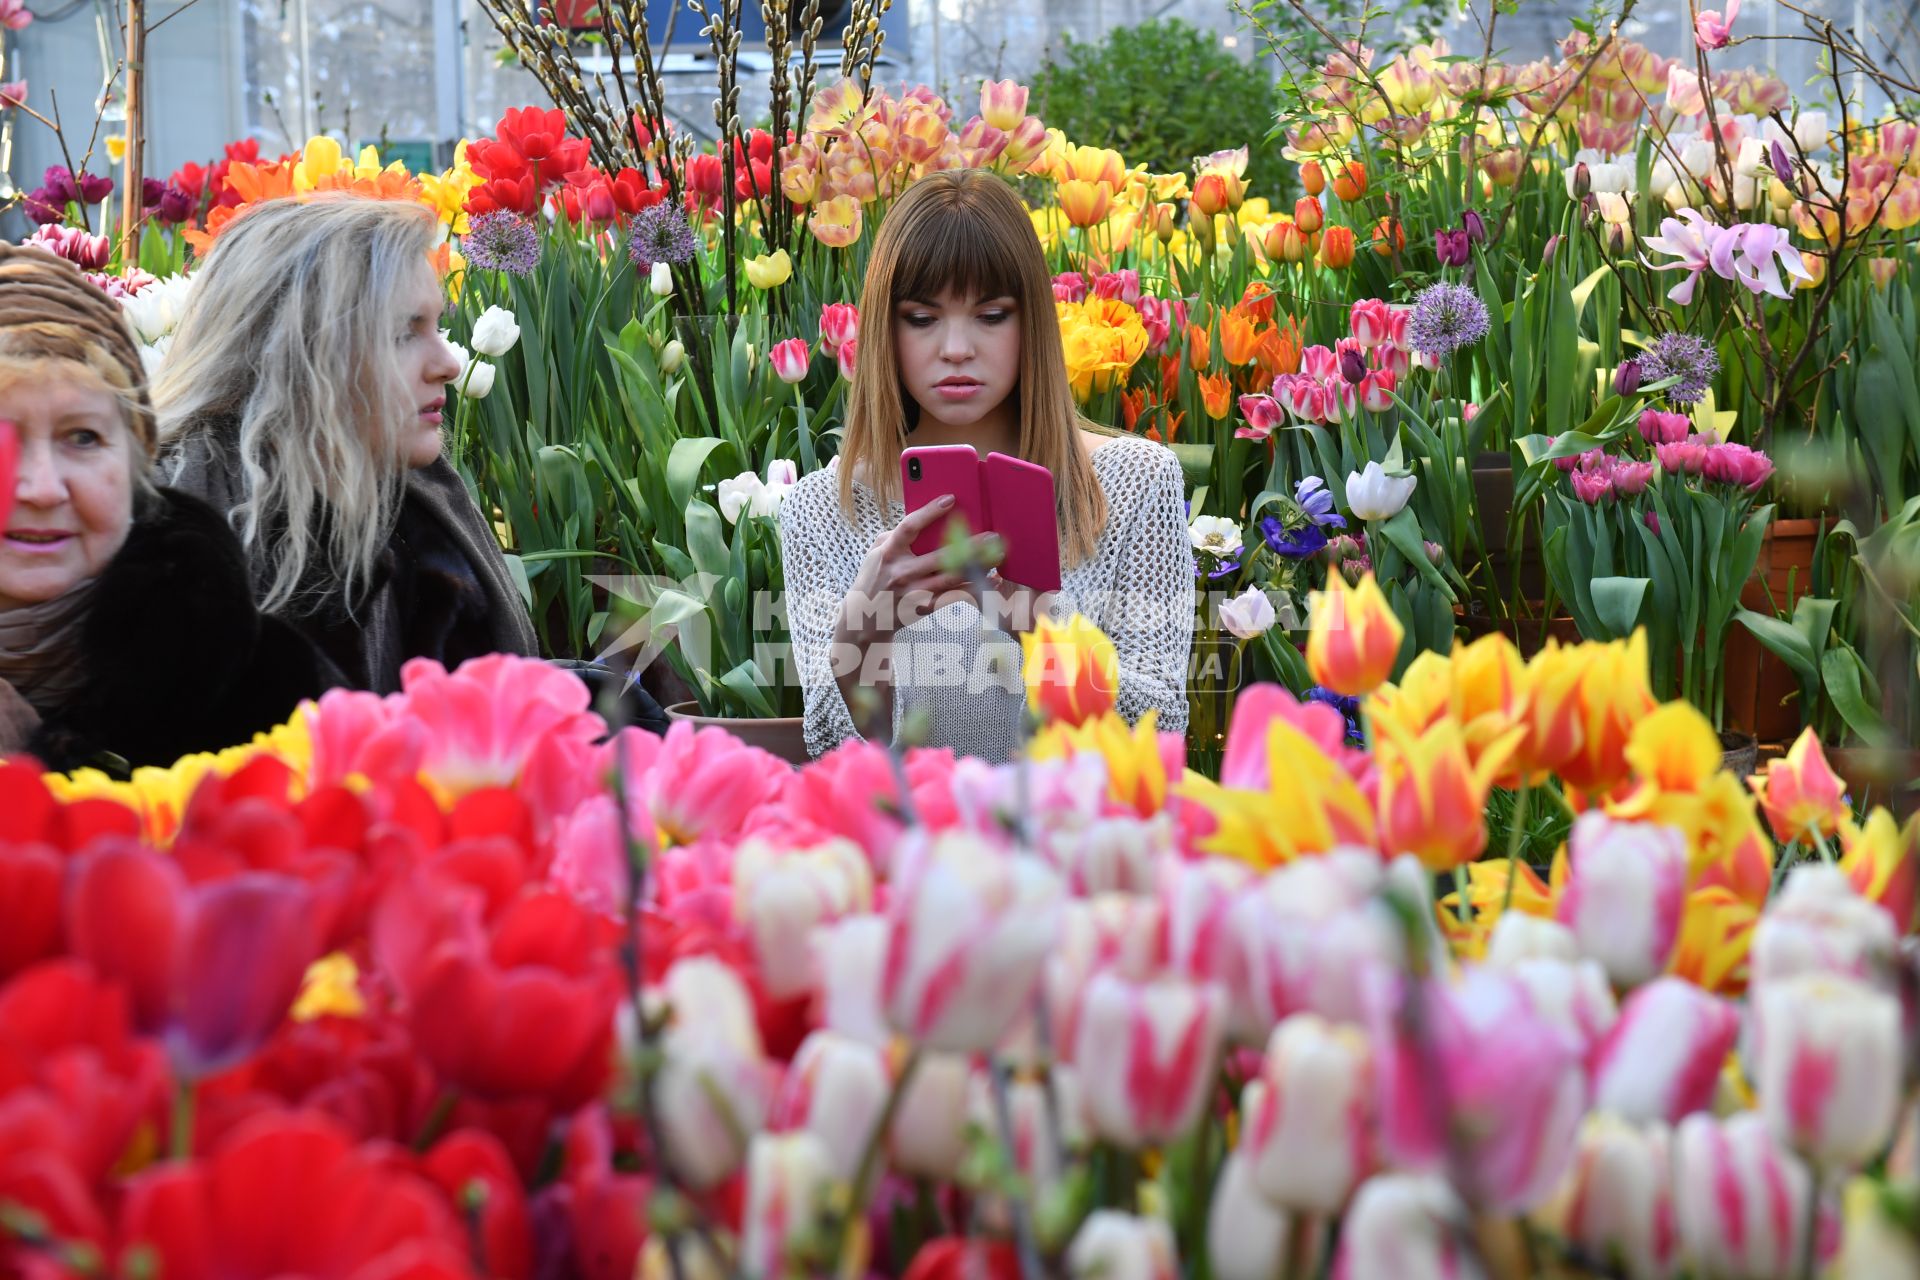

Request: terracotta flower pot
left=1725, top=518, right=1824, bottom=744
left=1470, top=453, right=1546, bottom=603
left=665, top=701, right=813, bottom=766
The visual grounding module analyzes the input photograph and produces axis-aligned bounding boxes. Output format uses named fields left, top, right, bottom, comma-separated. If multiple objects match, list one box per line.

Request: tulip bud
left=889, top=1053, right=973, bottom=1179
left=1318, top=225, right=1356, bottom=269
left=470, top=305, right=522, bottom=357
left=770, top=1030, right=888, bottom=1180
left=1542, top=233, right=1563, bottom=265
left=740, top=1133, right=834, bottom=1278
left=1293, top=196, right=1324, bottom=234
left=1150, top=201, right=1177, bottom=241
left=1572, top=162, right=1592, bottom=197
left=1753, top=973, right=1903, bottom=1170
left=1423, top=540, right=1445, bottom=566
left=1613, top=358, right=1643, bottom=397
left=1335, top=1175, right=1481, bottom=1278
left=1022, top=613, right=1119, bottom=727
left=1208, top=1144, right=1302, bottom=1280
left=1534, top=1115, right=1680, bottom=1280
left=1264, top=220, right=1306, bottom=263
left=768, top=336, right=811, bottom=385
left=1073, top=972, right=1225, bottom=1147
left=1067, top=1212, right=1178, bottom=1280
left=654, top=957, right=774, bottom=1189
left=836, top=337, right=858, bottom=381
left=1751, top=864, right=1899, bottom=988
left=1674, top=1112, right=1836, bottom=1277
left=1245, top=1014, right=1374, bottom=1213
left=1339, top=346, right=1368, bottom=385
left=1192, top=172, right=1230, bottom=219
left=1556, top=813, right=1689, bottom=988
left=1771, top=138, right=1794, bottom=182
left=650, top=260, right=675, bottom=297
left=1461, top=208, right=1488, bottom=243
left=657, top=338, right=685, bottom=374
left=1590, top=977, right=1739, bottom=1125
left=1331, top=160, right=1368, bottom=202
left=1300, top=160, right=1326, bottom=196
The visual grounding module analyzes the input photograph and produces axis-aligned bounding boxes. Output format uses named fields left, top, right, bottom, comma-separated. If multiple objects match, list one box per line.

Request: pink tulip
left=1333, top=1174, right=1485, bottom=1280
left=1350, top=298, right=1393, bottom=349
left=1750, top=865, right=1898, bottom=988
left=1235, top=393, right=1284, bottom=442
left=740, top=1132, right=834, bottom=1278
left=1638, top=409, right=1692, bottom=445
left=1752, top=973, right=1903, bottom=1169
left=1702, top=441, right=1774, bottom=491
left=882, top=831, right=1063, bottom=1052
left=27, top=223, right=110, bottom=270
left=1156, top=856, right=1252, bottom=992
left=1375, top=343, right=1410, bottom=377
left=769, top=336, right=810, bottom=384
left=1073, top=972, right=1225, bottom=1147
left=546, top=795, right=643, bottom=920
left=1136, top=294, right=1172, bottom=350
left=1300, top=343, right=1340, bottom=382
left=1556, top=813, right=1690, bottom=988
left=1371, top=969, right=1587, bottom=1213
left=1091, top=268, right=1141, bottom=306
left=1051, top=271, right=1088, bottom=303
left=1695, top=0, right=1739, bottom=50
left=394, top=653, right=607, bottom=795
left=732, top=837, right=873, bottom=999
left=770, top=1030, right=888, bottom=1180
left=1654, top=436, right=1709, bottom=475
left=1491, top=951, right=1619, bottom=1050
left=1536, top=1115, right=1680, bottom=1280
left=1591, top=977, right=1739, bottom=1125
left=1324, top=379, right=1357, bottom=424
left=1002, top=114, right=1050, bottom=168
left=1245, top=1014, right=1375, bottom=1213
left=637, top=720, right=790, bottom=846
left=1570, top=461, right=1616, bottom=505
left=1673, top=1111, right=1837, bottom=1279
left=978, top=77, right=1029, bottom=131
left=835, top=336, right=857, bottom=380
left=302, top=686, right=426, bottom=788
left=654, top=956, right=774, bottom=1189
left=1360, top=369, right=1397, bottom=413
left=1611, top=459, right=1655, bottom=496
left=818, top=301, right=859, bottom=353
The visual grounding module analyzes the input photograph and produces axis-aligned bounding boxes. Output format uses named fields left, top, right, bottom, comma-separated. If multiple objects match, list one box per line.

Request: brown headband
left=0, top=242, right=156, bottom=459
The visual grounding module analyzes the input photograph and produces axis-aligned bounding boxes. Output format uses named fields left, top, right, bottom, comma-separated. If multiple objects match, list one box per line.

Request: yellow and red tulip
left=1556, top=632, right=1658, bottom=797
left=1021, top=614, right=1119, bottom=728
left=978, top=78, right=1029, bottom=131
left=1056, top=178, right=1115, bottom=229
left=1318, top=225, right=1356, bottom=269
left=1306, top=571, right=1403, bottom=697
left=1375, top=716, right=1514, bottom=872
left=1748, top=728, right=1850, bottom=844
left=1839, top=807, right=1917, bottom=934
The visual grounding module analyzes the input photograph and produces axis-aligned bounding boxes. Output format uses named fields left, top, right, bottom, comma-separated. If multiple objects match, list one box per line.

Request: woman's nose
left=429, top=334, right=465, bottom=384
left=12, top=439, right=66, bottom=508
left=940, top=323, right=974, bottom=360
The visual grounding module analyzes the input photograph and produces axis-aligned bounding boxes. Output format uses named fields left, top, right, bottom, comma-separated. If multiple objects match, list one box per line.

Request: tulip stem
left=987, top=1058, right=1046, bottom=1280
left=1500, top=782, right=1532, bottom=915
left=412, top=1087, right=460, bottom=1153
left=1799, top=1167, right=1822, bottom=1280
left=840, top=1046, right=923, bottom=1271
left=170, top=1079, right=195, bottom=1162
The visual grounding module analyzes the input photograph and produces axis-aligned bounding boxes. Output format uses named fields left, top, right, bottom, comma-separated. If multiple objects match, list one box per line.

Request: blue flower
left=1259, top=515, right=1329, bottom=560
left=1305, top=685, right=1364, bottom=745
left=1295, top=477, right=1347, bottom=529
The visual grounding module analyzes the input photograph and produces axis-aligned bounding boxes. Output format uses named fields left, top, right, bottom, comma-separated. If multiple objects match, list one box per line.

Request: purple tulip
left=141, top=176, right=166, bottom=208
left=1770, top=140, right=1793, bottom=182
left=1543, top=234, right=1563, bottom=266
left=41, top=164, right=78, bottom=203
left=1571, top=162, right=1592, bottom=198
left=1461, top=209, right=1487, bottom=244
left=155, top=185, right=194, bottom=224
left=1339, top=346, right=1368, bottom=385
left=1614, top=359, right=1643, bottom=397
left=1434, top=227, right=1472, bottom=267
left=22, top=186, right=64, bottom=224
left=75, top=170, right=114, bottom=203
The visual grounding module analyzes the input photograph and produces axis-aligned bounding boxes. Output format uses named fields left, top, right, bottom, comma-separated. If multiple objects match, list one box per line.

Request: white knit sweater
left=778, top=434, right=1196, bottom=762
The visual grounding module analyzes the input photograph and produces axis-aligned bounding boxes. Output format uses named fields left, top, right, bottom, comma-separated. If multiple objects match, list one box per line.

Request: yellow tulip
left=807, top=195, right=863, bottom=248
left=1306, top=571, right=1404, bottom=697
left=1056, top=178, right=1114, bottom=229
left=1555, top=631, right=1657, bottom=796
left=293, top=135, right=346, bottom=192
left=1839, top=808, right=1917, bottom=933
left=105, top=135, right=127, bottom=163
left=1059, top=143, right=1125, bottom=189
left=1021, top=614, right=1119, bottom=728
left=1182, top=712, right=1375, bottom=868
left=743, top=248, right=793, bottom=289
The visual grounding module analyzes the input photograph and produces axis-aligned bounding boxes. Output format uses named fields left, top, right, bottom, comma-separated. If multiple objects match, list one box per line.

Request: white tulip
left=1793, top=110, right=1830, bottom=153
left=1188, top=514, right=1242, bottom=558
left=1344, top=460, right=1416, bottom=521
left=1219, top=585, right=1276, bottom=639
left=469, top=304, right=522, bottom=357
left=119, top=272, right=195, bottom=345
left=716, top=472, right=765, bottom=524
left=651, top=260, right=675, bottom=297
left=658, top=338, right=686, bottom=374
left=765, top=459, right=799, bottom=488
left=456, top=358, right=496, bottom=399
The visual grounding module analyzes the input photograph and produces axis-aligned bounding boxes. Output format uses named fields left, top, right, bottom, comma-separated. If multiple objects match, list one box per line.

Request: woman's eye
left=904, top=314, right=935, bottom=328
left=979, top=311, right=1011, bottom=325
left=66, top=429, right=101, bottom=448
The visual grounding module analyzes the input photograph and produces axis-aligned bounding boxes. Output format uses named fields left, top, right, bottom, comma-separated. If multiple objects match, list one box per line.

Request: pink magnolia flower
left=395, top=654, right=607, bottom=796
left=1673, top=1111, right=1838, bottom=1277
left=1751, top=972, right=1902, bottom=1169
left=882, top=831, right=1063, bottom=1052
left=1708, top=222, right=1812, bottom=298
left=1641, top=209, right=1717, bottom=304
left=1073, top=972, right=1225, bottom=1147
left=1371, top=968, right=1587, bottom=1213
left=1591, top=976, right=1740, bottom=1124
left=1556, top=813, right=1690, bottom=987
left=1694, top=0, right=1739, bottom=50
left=1244, top=1013, right=1375, bottom=1213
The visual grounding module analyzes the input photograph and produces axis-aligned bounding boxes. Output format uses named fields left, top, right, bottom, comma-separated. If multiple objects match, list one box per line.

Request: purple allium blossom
left=1641, top=331, right=1720, bottom=406
left=1406, top=281, right=1491, bottom=359
left=626, top=202, right=698, bottom=269
left=463, top=211, right=542, bottom=276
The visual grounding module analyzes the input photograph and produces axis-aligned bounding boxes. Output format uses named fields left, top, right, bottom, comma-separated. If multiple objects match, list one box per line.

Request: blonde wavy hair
left=154, top=197, right=443, bottom=615
left=838, top=168, right=1110, bottom=565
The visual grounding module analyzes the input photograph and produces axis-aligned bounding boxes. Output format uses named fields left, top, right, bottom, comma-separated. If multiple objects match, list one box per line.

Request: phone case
left=983, top=452, right=1062, bottom=592
left=901, top=445, right=989, bottom=555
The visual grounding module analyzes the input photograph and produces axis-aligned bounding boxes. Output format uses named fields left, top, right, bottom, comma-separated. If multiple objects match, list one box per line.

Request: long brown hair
left=837, top=168, right=1110, bottom=564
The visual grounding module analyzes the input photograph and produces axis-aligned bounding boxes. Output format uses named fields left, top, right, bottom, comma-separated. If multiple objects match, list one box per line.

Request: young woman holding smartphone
left=778, top=169, right=1194, bottom=762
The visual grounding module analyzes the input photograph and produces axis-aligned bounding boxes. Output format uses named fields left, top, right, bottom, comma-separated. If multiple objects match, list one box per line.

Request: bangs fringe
left=889, top=195, right=1024, bottom=306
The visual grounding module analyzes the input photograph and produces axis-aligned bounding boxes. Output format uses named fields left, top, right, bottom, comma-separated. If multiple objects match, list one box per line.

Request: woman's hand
left=982, top=569, right=1057, bottom=636
left=836, top=495, right=1000, bottom=645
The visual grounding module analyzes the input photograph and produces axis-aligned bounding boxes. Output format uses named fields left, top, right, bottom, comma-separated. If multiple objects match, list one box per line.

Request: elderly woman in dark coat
left=0, top=244, right=330, bottom=774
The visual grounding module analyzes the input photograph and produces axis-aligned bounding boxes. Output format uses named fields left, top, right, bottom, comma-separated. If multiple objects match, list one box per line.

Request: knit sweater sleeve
left=1097, top=440, right=1195, bottom=734
left=778, top=467, right=867, bottom=758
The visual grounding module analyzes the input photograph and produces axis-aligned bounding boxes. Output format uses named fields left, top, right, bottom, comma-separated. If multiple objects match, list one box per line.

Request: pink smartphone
left=901, top=444, right=989, bottom=556
left=984, top=451, right=1061, bottom=592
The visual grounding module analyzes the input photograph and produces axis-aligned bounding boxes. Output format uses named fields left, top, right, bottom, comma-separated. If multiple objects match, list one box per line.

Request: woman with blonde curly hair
left=156, top=196, right=537, bottom=693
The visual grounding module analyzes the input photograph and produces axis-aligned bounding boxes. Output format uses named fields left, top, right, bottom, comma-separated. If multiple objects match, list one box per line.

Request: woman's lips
left=4, top=531, right=76, bottom=554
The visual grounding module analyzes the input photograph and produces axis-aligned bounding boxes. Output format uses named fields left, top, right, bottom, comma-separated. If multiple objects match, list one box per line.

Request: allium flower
left=1641, top=331, right=1720, bottom=405
left=627, top=202, right=698, bottom=269
left=463, top=211, right=541, bottom=276
left=1405, top=282, right=1490, bottom=359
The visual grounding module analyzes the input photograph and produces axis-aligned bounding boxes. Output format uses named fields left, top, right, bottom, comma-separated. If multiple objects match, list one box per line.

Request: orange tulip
left=1300, top=161, right=1326, bottom=196
left=1371, top=216, right=1406, bottom=256
left=1748, top=728, right=1851, bottom=844
left=1219, top=308, right=1262, bottom=366
left=1149, top=201, right=1178, bottom=240
left=1377, top=717, right=1511, bottom=872
left=1264, top=220, right=1305, bottom=263
left=1306, top=571, right=1403, bottom=697
left=1293, top=196, right=1325, bottom=234
left=1253, top=324, right=1302, bottom=379
left=1192, top=173, right=1230, bottom=219
left=1197, top=371, right=1233, bottom=419
left=1021, top=614, right=1118, bottom=728
left=1185, top=323, right=1211, bottom=371
left=1331, top=161, right=1368, bottom=202
left=1060, top=143, right=1125, bottom=190
left=1057, top=178, right=1114, bottom=229
left=1318, top=225, right=1356, bottom=268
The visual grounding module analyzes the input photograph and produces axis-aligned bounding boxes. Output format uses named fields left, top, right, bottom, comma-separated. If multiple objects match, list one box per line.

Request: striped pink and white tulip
left=1591, top=977, right=1740, bottom=1126
left=1072, top=972, right=1226, bottom=1148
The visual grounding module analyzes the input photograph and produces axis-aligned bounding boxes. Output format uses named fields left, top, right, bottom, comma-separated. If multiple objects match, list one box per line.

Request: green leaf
left=1590, top=577, right=1650, bottom=639
left=666, top=437, right=734, bottom=513
left=1377, top=508, right=1455, bottom=602
left=1822, top=648, right=1889, bottom=743
left=683, top=500, right=732, bottom=579
left=1735, top=607, right=1818, bottom=685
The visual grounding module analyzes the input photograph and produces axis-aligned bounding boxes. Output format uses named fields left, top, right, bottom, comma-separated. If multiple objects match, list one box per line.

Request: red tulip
left=66, top=842, right=322, bottom=1079
left=904, top=1238, right=1023, bottom=1280
left=118, top=1110, right=472, bottom=1280
left=420, top=1129, right=535, bottom=1280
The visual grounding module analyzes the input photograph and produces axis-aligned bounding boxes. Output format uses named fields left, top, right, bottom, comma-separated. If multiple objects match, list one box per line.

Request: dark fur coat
left=28, top=489, right=335, bottom=775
